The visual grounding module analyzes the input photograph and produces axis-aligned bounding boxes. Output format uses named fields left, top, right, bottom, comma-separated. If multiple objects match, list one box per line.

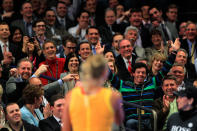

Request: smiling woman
left=150, top=52, right=166, bottom=76
left=60, top=53, right=80, bottom=95
left=39, top=41, right=66, bottom=85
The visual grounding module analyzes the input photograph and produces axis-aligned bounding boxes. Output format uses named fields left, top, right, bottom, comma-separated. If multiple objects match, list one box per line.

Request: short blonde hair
left=80, top=54, right=107, bottom=81
left=150, top=53, right=167, bottom=67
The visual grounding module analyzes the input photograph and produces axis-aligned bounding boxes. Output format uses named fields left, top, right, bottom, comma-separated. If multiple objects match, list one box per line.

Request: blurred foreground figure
left=167, top=85, right=197, bottom=131
left=62, top=54, right=124, bottom=131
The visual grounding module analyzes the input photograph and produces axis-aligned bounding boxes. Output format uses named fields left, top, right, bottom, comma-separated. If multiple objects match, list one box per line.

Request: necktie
left=90, top=17, right=95, bottom=26
left=161, top=24, right=169, bottom=41
left=128, top=60, right=132, bottom=74
left=26, top=23, right=32, bottom=37
left=191, top=43, right=195, bottom=64
left=60, top=19, right=65, bottom=27
left=59, top=120, right=62, bottom=126
left=3, top=44, right=7, bottom=53
left=92, top=46, right=96, bottom=54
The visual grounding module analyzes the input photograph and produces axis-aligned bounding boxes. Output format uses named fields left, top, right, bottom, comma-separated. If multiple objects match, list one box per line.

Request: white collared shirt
left=0, top=40, right=9, bottom=53
left=53, top=115, right=62, bottom=126
left=122, top=56, right=132, bottom=69
left=57, top=16, right=66, bottom=27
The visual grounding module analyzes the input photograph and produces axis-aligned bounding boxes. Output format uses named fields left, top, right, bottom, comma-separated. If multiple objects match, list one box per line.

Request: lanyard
left=46, top=60, right=58, bottom=80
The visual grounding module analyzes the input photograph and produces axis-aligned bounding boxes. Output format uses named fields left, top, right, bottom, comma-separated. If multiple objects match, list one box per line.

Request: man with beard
left=39, top=94, right=64, bottom=131
left=1, top=103, right=40, bottom=131
left=153, top=76, right=178, bottom=131
left=167, top=85, right=197, bottom=131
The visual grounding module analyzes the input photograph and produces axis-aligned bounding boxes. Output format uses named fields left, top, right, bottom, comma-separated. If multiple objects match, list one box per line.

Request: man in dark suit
left=55, top=1, right=73, bottom=30
left=1, top=103, right=41, bottom=131
left=115, top=39, right=137, bottom=81
left=39, top=94, right=64, bottom=131
left=0, top=21, right=19, bottom=66
left=0, top=0, right=20, bottom=24
left=44, top=9, right=71, bottom=47
left=11, top=1, right=35, bottom=37
left=128, top=8, right=151, bottom=48
left=99, top=8, right=121, bottom=47
left=180, top=22, right=197, bottom=80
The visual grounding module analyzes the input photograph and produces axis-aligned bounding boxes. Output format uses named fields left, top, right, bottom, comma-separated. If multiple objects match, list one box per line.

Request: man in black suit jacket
left=115, top=39, right=137, bottom=81
left=39, top=94, right=65, bottom=131
left=0, top=22, right=20, bottom=66
left=180, top=22, right=197, bottom=80
left=55, top=1, right=74, bottom=30
left=11, top=1, right=36, bottom=37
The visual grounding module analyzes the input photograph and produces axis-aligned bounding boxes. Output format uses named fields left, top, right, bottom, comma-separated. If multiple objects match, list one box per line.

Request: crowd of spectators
left=0, top=0, right=197, bottom=131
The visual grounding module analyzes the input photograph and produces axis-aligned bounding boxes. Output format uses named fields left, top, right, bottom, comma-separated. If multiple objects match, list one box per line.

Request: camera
left=29, top=37, right=35, bottom=43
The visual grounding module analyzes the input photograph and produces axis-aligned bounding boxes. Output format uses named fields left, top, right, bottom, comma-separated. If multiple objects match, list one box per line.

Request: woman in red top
left=39, top=41, right=65, bottom=85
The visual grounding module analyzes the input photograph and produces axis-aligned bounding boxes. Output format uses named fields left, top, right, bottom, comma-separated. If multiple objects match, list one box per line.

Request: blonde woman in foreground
left=62, top=54, right=124, bottom=131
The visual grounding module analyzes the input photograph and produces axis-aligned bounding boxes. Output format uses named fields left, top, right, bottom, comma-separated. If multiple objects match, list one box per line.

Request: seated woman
left=60, top=53, right=80, bottom=95
left=149, top=53, right=166, bottom=76
left=39, top=41, right=66, bottom=85
left=145, top=29, right=169, bottom=62
left=104, top=50, right=116, bottom=62
left=20, top=84, right=45, bottom=127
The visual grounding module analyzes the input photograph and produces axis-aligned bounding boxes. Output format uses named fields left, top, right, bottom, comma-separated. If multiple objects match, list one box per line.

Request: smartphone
left=29, top=37, right=35, bottom=43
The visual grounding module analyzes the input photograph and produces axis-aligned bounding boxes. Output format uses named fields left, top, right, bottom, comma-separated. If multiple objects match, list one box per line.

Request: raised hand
left=3, top=52, right=14, bottom=65
left=9, top=68, right=17, bottom=77
left=162, top=95, right=170, bottom=112
left=95, top=42, right=105, bottom=54
left=34, top=64, right=49, bottom=77
left=62, top=74, right=76, bottom=82
left=171, top=38, right=180, bottom=51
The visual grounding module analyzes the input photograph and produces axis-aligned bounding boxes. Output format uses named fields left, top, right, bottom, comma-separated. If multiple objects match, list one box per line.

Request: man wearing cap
left=166, top=85, right=197, bottom=131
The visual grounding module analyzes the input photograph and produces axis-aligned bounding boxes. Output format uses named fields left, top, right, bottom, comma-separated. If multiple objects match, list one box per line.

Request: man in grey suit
left=165, top=4, right=179, bottom=41
left=6, top=58, right=71, bottom=104
left=44, top=9, right=71, bottom=48
left=124, top=25, right=145, bottom=58
left=11, top=1, right=35, bottom=37
left=149, top=6, right=173, bottom=44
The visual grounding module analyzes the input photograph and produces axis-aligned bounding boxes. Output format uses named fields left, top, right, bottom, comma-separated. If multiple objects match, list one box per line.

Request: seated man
left=1, top=103, right=40, bottom=131
left=109, top=38, right=180, bottom=130
left=6, top=58, right=71, bottom=104
left=153, top=75, right=178, bottom=130
left=39, top=94, right=64, bottom=131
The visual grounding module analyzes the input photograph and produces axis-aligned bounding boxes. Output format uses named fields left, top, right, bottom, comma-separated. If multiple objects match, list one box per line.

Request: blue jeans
left=126, top=118, right=152, bottom=131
